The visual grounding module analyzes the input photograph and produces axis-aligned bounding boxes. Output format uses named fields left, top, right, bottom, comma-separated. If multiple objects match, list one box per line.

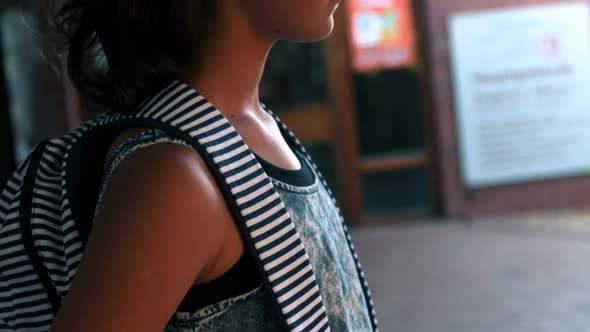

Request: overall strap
left=96, top=81, right=330, bottom=332
left=263, top=106, right=380, bottom=332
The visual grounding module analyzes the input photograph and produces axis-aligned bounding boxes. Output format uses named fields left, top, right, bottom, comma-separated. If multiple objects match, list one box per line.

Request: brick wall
left=421, top=0, right=590, bottom=217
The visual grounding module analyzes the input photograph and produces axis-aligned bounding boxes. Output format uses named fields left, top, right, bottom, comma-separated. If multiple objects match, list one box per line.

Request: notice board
left=449, top=2, right=590, bottom=188
left=422, top=0, right=590, bottom=217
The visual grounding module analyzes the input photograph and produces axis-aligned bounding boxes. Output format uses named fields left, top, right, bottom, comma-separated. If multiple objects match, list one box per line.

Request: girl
left=49, top=1, right=376, bottom=331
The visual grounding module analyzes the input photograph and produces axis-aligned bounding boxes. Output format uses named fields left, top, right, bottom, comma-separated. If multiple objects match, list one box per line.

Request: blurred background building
left=6, top=0, right=590, bottom=226
left=3, top=1, right=590, bottom=330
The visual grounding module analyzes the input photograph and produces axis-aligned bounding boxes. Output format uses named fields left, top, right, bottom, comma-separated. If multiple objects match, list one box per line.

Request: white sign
left=449, top=2, right=590, bottom=188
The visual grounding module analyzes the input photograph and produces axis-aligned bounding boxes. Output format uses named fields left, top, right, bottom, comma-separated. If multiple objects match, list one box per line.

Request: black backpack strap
left=18, top=140, right=62, bottom=315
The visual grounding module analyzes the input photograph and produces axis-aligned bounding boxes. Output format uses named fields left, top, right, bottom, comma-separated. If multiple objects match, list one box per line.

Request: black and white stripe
left=0, top=156, right=55, bottom=331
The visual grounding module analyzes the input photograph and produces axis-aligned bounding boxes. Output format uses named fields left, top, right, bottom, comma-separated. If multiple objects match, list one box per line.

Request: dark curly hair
left=53, top=1, right=218, bottom=112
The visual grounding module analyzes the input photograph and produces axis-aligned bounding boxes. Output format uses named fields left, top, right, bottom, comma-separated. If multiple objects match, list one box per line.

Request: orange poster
left=346, top=0, right=417, bottom=72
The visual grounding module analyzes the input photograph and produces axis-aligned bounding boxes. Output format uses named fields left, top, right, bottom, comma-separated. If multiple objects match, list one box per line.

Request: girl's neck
left=185, top=3, right=275, bottom=120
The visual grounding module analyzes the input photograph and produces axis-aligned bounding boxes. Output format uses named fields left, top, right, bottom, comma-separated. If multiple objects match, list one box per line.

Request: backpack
left=0, top=81, right=378, bottom=331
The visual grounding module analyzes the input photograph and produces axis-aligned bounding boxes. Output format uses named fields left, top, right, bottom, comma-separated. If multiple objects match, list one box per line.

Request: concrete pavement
left=352, top=211, right=590, bottom=332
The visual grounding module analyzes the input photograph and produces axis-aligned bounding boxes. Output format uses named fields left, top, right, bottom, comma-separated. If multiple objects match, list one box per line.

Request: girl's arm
left=50, top=143, right=231, bottom=332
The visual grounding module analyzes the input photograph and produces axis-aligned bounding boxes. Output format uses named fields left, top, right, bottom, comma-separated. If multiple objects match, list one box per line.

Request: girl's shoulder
left=105, top=128, right=188, bottom=168
left=52, top=128, right=236, bottom=331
